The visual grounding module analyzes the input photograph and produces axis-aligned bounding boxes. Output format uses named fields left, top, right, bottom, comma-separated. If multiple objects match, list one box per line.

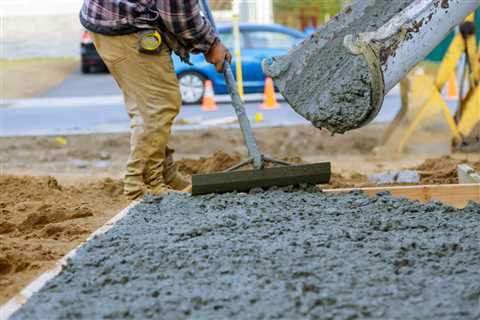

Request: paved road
left=42, top=70, right=121, bottom=98
left=0, top=68, right=444, bottom=137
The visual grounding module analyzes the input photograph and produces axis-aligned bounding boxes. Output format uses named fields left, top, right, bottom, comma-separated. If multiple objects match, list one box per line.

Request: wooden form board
left=324, top=184, right=480, bottom=209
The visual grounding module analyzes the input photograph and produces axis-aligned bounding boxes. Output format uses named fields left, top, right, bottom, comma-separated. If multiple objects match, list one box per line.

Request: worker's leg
left=132, top=47, right=182, bottom=194
left=91, top=33, right=148, bottom=199
left=91, top=32, right=181, bottom=197
left=123, top=95, right=147, bottom=199
left=164, top=145, right=191, bottom=190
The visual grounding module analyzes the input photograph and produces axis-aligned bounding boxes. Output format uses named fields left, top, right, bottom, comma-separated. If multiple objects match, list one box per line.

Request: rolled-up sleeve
left=156, top=0, right=218, bottom=53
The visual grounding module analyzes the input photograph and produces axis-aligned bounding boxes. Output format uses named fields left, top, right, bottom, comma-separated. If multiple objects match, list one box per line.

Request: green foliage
left=275, top=0, right=342, bottom=14
left=210, top=0, right=232, bottom=10
left=274, top=0, right=343, bottom=29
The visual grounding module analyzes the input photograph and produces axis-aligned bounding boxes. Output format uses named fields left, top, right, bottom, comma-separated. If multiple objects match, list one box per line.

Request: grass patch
left=1, top=57, right=79, bottom=100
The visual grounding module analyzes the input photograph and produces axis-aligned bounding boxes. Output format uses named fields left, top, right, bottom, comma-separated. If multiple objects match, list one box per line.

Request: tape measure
left=138, top=30, right=162, bottom=52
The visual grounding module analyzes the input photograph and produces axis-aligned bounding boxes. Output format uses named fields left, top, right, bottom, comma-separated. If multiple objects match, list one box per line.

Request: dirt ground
left=1, top=124, right=479, bottom=184
left=1, top=124, right=479, bottom=305
left=0, top=59, right=79, bottom=99
left=0, top=175, right=128, bottom=304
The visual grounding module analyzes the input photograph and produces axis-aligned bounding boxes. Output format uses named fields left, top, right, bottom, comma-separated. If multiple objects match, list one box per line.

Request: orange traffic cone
left=202, top=80, right=218, bottom=111
left=446, top=72, right=458, bottom=101
left=261, top=77, right=279, bottom=110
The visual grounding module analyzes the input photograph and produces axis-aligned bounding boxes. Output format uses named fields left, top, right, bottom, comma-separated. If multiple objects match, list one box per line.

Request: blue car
left=81, top=24, right=305, bottom=103
left=174, top=24, right=305, bottom=104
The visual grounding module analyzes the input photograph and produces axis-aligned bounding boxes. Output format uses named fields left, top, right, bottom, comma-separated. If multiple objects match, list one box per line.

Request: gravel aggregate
left=12, top=188, right=480, bottom=320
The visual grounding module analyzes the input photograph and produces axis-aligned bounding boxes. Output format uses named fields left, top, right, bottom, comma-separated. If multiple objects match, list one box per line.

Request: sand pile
left=176, top=152, right=242, bottom=175
left=414, top=156, right=480, bottom=185
left=176, top=151, right=305, bottom=176
left=0, top=175, right=128, bottom=304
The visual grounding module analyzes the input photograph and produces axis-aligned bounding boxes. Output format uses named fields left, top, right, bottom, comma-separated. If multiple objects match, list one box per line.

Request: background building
left=1, top=1, right=477, bottom=60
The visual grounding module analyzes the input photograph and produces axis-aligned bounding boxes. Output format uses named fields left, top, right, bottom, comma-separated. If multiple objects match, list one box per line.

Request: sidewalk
left=0, top=90, right=413, bottom=137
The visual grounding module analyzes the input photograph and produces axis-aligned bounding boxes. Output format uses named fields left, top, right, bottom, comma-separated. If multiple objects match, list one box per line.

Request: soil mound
left=177, top=152, right=242, bottom=175
left=176, top=152, right=304, bottom=176
left=414, top=156, right=480, bottom=184
left=0, top=175, right=128, bottom=304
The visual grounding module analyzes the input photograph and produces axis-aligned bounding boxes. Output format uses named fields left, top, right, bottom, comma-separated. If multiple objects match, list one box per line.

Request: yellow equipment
left=390, top=13, right=480, bottom=152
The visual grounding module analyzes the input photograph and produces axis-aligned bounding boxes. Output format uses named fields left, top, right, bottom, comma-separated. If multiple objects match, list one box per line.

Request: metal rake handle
left=199, top=0, right=264, bottom=170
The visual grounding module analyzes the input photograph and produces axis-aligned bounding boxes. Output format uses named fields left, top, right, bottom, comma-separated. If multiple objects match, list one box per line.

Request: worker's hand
left=205, top=39, right=232, bottom=73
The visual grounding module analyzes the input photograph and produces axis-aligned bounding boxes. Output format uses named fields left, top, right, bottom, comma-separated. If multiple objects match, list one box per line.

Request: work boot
left=124, top=174, right=145, bottom=201
left=166, top=172, right=191, bottom=191
left=164, top=146, right=191, bottom=191
left=125, top=188, right=145, bottom=201
left=147, top=182, right=175, bottom=197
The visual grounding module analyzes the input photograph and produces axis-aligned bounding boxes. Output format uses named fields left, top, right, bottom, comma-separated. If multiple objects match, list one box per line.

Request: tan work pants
left=91, top=33, right=182, bottom=196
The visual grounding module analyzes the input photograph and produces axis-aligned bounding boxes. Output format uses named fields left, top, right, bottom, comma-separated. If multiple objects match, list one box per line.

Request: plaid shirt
left=80, top=0, right=218, bottom=62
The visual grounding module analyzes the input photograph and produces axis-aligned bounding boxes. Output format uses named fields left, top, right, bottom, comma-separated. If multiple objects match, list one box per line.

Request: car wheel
left=81, top=62, right=91, bottom=74
left=178, top=72, right=206, bottom=105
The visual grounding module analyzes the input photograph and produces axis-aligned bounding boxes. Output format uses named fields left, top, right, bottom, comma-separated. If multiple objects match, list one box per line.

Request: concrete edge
left=0, top=201, right=140, bottom=320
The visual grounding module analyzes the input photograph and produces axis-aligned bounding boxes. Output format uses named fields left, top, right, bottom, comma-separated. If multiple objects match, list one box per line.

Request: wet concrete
left=12, top=188, right=480, bottom=320
left=264, top=0, right=415, bottom=134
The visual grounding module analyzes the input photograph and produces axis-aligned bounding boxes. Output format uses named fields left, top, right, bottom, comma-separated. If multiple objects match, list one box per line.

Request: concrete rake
left=192, top=1, right=331, bottom=196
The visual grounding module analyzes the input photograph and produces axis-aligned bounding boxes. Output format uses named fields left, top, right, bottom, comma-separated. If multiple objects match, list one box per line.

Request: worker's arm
left=157, top=0, right=231, bottom=72
left=205, top=39, right=232, bottom=72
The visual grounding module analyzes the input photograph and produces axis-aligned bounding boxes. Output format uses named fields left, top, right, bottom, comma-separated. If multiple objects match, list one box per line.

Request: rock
left=396, top=170, right=420, bottom=184
left=369, top=171, right=397, bottom=184
left=71, top=159, right=88, bottom=169
left=99, top=151, right=112, bottom=161
left=94, top=161, right=112, bottom=169
left=369, top=170, right=420, bottom=185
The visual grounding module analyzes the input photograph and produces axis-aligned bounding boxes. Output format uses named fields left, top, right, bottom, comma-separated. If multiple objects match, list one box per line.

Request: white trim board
left=0, top=201, right=139, bottom=320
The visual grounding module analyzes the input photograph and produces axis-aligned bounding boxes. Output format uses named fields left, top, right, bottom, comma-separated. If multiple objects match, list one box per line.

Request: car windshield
left=218, top=31, right=246, bottom=48
left=246, top=31, right=299, bottom=50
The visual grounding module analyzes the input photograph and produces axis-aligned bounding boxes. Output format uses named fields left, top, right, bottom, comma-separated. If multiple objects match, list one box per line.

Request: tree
left=210, top=0, right=232, bottom=10
left=273, top=0, right=343, bottom=30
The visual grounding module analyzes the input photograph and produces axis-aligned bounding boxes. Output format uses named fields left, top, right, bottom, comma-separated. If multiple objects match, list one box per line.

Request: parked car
left=80, top=24, right=305, bottom=104
left=176, top=24, right=305, bottom=104
left=80, top=31, right=107, bottom=73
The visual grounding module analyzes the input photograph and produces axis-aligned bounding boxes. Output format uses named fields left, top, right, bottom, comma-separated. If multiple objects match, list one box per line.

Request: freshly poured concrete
left=264, top=0, right=415, bottom=134
left=12, top=189, right=480, bottom=319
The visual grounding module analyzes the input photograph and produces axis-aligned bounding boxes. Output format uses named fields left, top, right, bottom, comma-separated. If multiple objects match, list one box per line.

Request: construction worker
left=80, top=0, right=232, bottom=200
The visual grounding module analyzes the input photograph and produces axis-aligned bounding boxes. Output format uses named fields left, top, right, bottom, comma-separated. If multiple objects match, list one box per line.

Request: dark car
left=81, top=24, right=305, bottom=104
left=80, top=31, right=107, bottom=73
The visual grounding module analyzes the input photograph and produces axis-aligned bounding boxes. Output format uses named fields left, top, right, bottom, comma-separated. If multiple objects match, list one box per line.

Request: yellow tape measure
left=138, top=30, right=162, bottom=52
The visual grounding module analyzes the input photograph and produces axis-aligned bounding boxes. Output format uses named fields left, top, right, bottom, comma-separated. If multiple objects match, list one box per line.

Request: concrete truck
left=263, top=0, right=480, bottom=135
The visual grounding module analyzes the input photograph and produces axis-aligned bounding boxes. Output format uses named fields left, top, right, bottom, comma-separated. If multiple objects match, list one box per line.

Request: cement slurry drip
left=12, top=188, right=480, bottom=320
left=264, top=0, right=415, bottom=134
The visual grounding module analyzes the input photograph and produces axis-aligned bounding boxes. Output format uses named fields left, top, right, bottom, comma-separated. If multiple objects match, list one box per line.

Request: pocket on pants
left=138, top=46, right=175, bottom=73
left=91, top=33, right=129, bottom=66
